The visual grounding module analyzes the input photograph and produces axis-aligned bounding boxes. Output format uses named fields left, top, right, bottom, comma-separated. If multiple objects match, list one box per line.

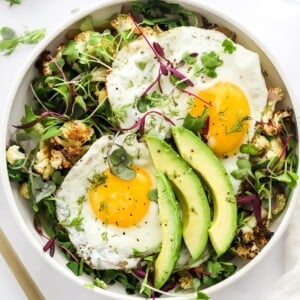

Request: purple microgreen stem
left=114, top=110, right=175, bottom=136
left=13, top=111, right=69, bottom=129
left=48, top=54, right=77, bottom=99
left=237, top=194, right=262, bottom=223
left=34, top=216, right=78, bottom=261
left=130, top=14, right=210, bottom=106
left=182, top=89, right=212, bottom=106
left=279, top=133, right=292, bottom=161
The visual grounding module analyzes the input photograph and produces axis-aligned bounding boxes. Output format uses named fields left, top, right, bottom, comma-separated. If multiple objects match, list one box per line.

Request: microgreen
left=129, top=14, right=210, bottom=106
left=130, top=0, right=199, bottom=29
left=225, top=115, right=251, bottom=135
left=222, top=39, right=236, bottom=54
left=14, top=110, right=69, bottom=129
left=0, top=27, right=45, bottom=55
left=199, top=51, right=223, bottom=78
left=183, top=107, right=209, bottom=134
left=88, top=172, right=107, bottom=189
left=108, top=145, right=136, bottom=180
left=5, top=0, right=21, bottom=5
left=240, top=143, right=259, bottom=156
left=237, top=193, right=262, bottom=223
left=116, top=110, right=175, bottom=136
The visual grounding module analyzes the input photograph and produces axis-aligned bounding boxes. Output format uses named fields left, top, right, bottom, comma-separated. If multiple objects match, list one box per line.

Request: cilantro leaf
left=222, top=38, right=236, bottom=54
left=200, top=51, right=223, bottom=78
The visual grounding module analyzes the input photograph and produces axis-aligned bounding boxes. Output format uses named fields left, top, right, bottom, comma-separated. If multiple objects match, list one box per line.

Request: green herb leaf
left=222, top=39, right=236, bottom=54
left=183, top=107, right=208, bottom=134
left=225, top=115, right=251, bottom=135
left=30, top=176, right=56, bottom=203
left=240, top=143, right=259, bottom=156
left=182, top=51, right=197, bottom=65
left=80, top=16, right=94, bottom=31
left=109, top=146, right=136, bottom=180
left=200, top=51, right=223, bottom=78
left=5, top=0, right=21, bottom=6
left=88, top=172, right=107, bottom=189
left=0, top=27, right=45, bottom=55
left=147, top=188, right=158, bottom=201
left=196, top=291, right=210, bottom=300
left=40, top=125, right=61, bottom=141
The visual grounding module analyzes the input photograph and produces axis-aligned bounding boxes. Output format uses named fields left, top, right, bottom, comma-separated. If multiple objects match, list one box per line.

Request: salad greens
left=5, top=0, right=298, bottom=299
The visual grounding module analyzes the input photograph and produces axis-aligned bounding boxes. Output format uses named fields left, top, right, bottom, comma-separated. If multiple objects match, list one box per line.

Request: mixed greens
left=5, top=1, right=298, bottom=299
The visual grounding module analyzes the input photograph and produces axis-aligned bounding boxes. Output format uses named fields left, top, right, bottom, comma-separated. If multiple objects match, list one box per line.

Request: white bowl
left=1, top=0, right=299, bottom=299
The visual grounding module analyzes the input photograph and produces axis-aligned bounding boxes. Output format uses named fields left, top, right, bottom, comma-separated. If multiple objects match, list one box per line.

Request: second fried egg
left=56, top=133, right=162, bottom=270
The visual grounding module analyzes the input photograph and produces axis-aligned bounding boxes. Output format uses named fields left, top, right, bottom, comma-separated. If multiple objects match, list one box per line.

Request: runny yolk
left=88, top=166, right=151, bottom=228
left=190, top=81, right=251, bottom=158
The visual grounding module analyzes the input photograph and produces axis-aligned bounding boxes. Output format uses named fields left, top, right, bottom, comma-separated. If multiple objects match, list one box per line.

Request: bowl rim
left=1, top=0, right=299, bottom=299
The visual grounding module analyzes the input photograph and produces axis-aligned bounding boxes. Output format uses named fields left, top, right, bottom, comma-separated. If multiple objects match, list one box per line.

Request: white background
left=0, top=0, right=300, bottom=299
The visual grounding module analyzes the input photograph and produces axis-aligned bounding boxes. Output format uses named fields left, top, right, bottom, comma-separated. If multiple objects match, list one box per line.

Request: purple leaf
left=160, top=63, right=168, bottom=76
left=153, top=42, right=165, bottom=58
left=237, top=194, right=262, bottom=223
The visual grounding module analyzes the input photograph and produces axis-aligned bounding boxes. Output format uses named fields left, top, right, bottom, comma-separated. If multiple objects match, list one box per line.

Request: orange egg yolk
left=88, top=166, right=152, bottom=228
left=190, top=81, right=251, bottom=157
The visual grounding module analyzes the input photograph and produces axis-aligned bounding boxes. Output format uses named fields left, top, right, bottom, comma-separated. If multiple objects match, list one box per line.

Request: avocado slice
left=145, top=136, right=210, bottom=261
left=172, top=126, right=237, bottom=256
left=154, top=171, right=182, bottom=289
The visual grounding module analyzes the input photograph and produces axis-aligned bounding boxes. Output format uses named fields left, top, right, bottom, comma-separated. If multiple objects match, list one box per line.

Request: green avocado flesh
left=154, top=171, right=182, bottom=289
left=145, top=135, right=210, bottom=261
left=172, top=126, right=237, bottom=257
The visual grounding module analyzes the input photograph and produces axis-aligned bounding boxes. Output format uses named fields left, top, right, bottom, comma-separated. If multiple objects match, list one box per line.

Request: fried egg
left=56, top=133, right=162, bottom=270
left=106, top=26, right=268, bottom=192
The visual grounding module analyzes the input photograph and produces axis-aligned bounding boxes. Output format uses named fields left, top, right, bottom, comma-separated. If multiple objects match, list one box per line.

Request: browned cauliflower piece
left=111, top=14, right=139, bottom=34
left=50, top=149, right=72, bottom=169
left=6, top=145, right=25, bottom=165
left=60, top=120, right=94, bottom=146
left=231, top=214, right=273, bottom=260
left=42, top=44, right=66, bottom=76
left=33, top=141, right=54, bottom=180
left=257, top=87, right=292, bottom=136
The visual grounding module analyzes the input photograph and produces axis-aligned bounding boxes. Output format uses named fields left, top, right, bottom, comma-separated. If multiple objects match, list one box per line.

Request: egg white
left=106, top=26, right=268, bottom=193
left=55, top=133, right=162, bottom=270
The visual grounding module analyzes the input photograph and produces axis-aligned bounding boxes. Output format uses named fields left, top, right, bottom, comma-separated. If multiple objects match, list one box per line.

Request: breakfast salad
left=6, top=0, right=298, bottom=298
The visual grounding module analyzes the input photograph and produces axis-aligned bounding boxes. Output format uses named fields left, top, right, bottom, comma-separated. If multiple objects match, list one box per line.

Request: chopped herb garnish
left=88, top=172, right=107, bottom=190
left=225, top=115, right=251, bottom=135
left=222, top=38, right=236, bottom=54
left=183, top=107, right=209, bottom=134
left=200, top=51, right=223, bottom=78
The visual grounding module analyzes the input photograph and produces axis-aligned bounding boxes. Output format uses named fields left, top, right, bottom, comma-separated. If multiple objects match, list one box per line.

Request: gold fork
left=0, top=228, right=45, bottom=300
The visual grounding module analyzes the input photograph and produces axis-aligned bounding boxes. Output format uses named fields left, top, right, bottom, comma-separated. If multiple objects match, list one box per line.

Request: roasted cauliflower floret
left=19, top=182, right=29, bottom=200
left=33, top=141, right=54, bottom=180
left=42, top=44, right=66, bottom=76
left=257, top=87, right=292, bottom=136
left=6, top=145, right=25, bottom=165
left=60, top=120, right=94, bottom=145
left=50, top=149, right=72, bottom=169
left=231, top=213, right=273, bottom=260
left=178, top=273, right=193, bottom=289
left=111, top=14, right=139, bottom=34
left=251, top=135, right=284, bottom=161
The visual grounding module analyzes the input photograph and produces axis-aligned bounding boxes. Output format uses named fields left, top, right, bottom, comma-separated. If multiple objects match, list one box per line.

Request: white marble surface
left=0, top=0, right=299, bottom=299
